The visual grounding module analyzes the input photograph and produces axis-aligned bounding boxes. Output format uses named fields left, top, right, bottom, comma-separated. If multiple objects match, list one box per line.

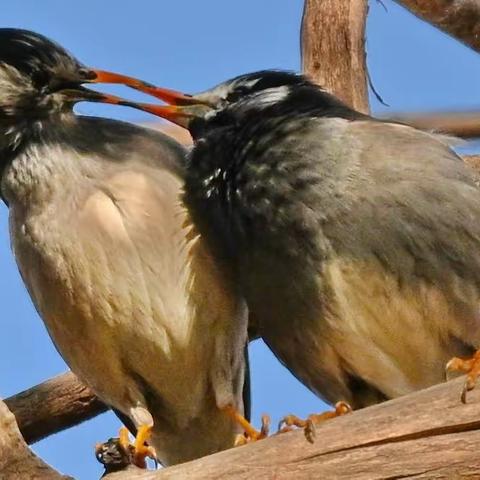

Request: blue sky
left=1, top=1, right=479, bottom=478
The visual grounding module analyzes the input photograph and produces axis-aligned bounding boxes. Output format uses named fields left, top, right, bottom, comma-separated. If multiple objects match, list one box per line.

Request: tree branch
left=395, top=0, right=480, bottom=53
left=5, top=372, right=108, bottom=445
left=301, top=0, right=369, bottom=113
left=100, top=377, right=480, bottom=479
left=389, top=111, right=480, bottom=139
left=0, top=398, right=72, bottom=479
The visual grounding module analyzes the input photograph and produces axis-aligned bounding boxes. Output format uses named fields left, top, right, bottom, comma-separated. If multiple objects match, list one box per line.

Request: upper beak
left=56, top=68, right=147, bottom=107
left=85, top=69, right=214, bottom=128
left=88, top=70, right=198, bottom=105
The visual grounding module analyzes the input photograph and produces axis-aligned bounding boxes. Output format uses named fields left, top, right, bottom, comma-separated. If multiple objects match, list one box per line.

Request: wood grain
left=301, top=0, right=369, bottom=113
left=103, top=377, right=480, bottom=479
left=0, top=399, right=72, bottom=479
left=396, top=0, right=480, bottom=53
left=389, top=111, right=480, bottom=139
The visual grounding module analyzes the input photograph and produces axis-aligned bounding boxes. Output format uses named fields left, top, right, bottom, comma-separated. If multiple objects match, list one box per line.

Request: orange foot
left=446, top=350, right=480, bottom=403
left=222, top=405, right=270, bottom=446
left=119, top=425, right=157, bottom=468
left=277, top=401, right=352, bottom=444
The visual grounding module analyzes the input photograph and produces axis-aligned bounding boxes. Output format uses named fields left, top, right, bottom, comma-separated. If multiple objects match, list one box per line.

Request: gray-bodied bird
left=0, top=28, right=254, bottom=466
left=119, top=70, right=480, bottom=417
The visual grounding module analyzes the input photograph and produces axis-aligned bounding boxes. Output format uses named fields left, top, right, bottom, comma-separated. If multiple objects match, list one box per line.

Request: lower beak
left=62, top=85, right=203, bottom=129
left=122, top=102, right=212, bottom=128
left=60, top=85, right=133, bottom=106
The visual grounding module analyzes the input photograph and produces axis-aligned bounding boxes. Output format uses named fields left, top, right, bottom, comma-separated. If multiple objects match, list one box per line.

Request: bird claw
left=95, top=426, right=157, bottom=473
left=228, top=409, right=270, bottom=446
left=446, top=351, right=480, bottom=404
left=277, top=401, right=352, bottom=444
left=113, top=425, right=157, bottom=469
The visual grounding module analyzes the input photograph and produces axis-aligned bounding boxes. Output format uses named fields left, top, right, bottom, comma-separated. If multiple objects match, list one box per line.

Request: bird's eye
left=227, top=86, right=249, bottom=103
left=77, top=68, right=96, bottom=80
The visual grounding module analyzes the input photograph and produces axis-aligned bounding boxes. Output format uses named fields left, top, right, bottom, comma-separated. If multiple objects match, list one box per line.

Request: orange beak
left=89, top=69, right=198, bottom=106
left=87, top=69, right=212, bottom=128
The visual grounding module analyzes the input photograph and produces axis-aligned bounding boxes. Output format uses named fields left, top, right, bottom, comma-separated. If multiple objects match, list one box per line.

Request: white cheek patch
left=208, top=77, right=261, bottom=101
left=204, top=109, right=219, bottom=121
left=238, top=77, right=261, bottom=89
left=253, top=85, right=291, bottom=107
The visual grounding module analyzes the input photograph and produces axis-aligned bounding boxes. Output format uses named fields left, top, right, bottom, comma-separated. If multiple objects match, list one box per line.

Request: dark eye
left=227, top=86, right=249, bottom=103
left=78, top=67, right=96, bottom=80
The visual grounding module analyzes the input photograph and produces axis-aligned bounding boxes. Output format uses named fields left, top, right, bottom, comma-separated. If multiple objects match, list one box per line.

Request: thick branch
left=301, top=0, right=369, bottom=113
left=5, top=372, right=108, bottom=445
left=395, top=0, right=480, bottom=53
left=0, top=399, right=72, bottom=479
left=464, top=154, right=480, bottom=169
left=389, top=111, right=480, bottom=139
left=102, top=377, right=480, bottom=479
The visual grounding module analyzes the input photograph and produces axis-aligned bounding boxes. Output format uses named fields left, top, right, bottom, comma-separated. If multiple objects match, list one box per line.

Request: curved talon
left=304, top=418, right=316, bottom=444
left=260, top=414, right=271, bottom=438
left=277, top=401, right=352, bottom=444
left=103, top=425, right=156, bottom=469
left=446, top=351, right=480, bottom=403
left=277, top=414, right=303, bottom=432
left=334, top=401, right=353, bottom=416
left=223, top=405, right=270, bottom=444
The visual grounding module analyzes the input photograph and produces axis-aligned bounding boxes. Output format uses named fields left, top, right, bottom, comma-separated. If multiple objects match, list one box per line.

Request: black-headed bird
left=0, top=29, right=255, bottom=466
left=121, top=70, right=480, bottom=423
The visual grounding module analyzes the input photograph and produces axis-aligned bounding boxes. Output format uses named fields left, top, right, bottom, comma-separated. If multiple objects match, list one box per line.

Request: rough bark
left=5, top=372, right=108, bottom=445
left=389, top=111, right=480, bottom=139
left=395, top=0, right=480, bottom=53
left=301, top=0, right=369, bottom=113
left=3, top=357, right=480, bottom=478
left=0, top=399, right=72, bottom=480
left=464, top=154, right=480, bottom=170
left=102, top=377, right=480, bottom=479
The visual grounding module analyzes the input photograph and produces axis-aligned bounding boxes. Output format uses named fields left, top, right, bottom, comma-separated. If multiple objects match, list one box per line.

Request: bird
left=115, top=69, right=480, bottom=419
left=0, top=28, right=256, bottom=467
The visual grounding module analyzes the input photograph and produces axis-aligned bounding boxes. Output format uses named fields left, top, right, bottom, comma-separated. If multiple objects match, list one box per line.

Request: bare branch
left=100, top=377, right=480, bottom=479
left=301, top=0, right=369, bottom=113
left=389, top=111, right=480, bottom=139
left=464, top=154, right=480, bottom=169
left=395, top=0, right=480, bottom=53
left=0, top=398, right=73, bottom=479
left=5, top=372, right=108, bottom=445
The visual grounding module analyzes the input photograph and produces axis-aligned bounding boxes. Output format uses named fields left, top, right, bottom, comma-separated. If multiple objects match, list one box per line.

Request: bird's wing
left=318, top=120, right=480, bottom=292
left=302, top=119, right=480, bottom=400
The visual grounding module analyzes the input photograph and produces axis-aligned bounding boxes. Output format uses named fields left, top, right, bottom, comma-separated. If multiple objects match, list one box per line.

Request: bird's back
left=229, top=116, right=480, bottom=407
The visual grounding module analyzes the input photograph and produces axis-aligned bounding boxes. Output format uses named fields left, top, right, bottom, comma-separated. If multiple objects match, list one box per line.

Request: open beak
left=60, top=68, right=212, bottom=129
left=88, top=70, right=197, bottom=106
left=85, top=69, right=214, bottom=128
